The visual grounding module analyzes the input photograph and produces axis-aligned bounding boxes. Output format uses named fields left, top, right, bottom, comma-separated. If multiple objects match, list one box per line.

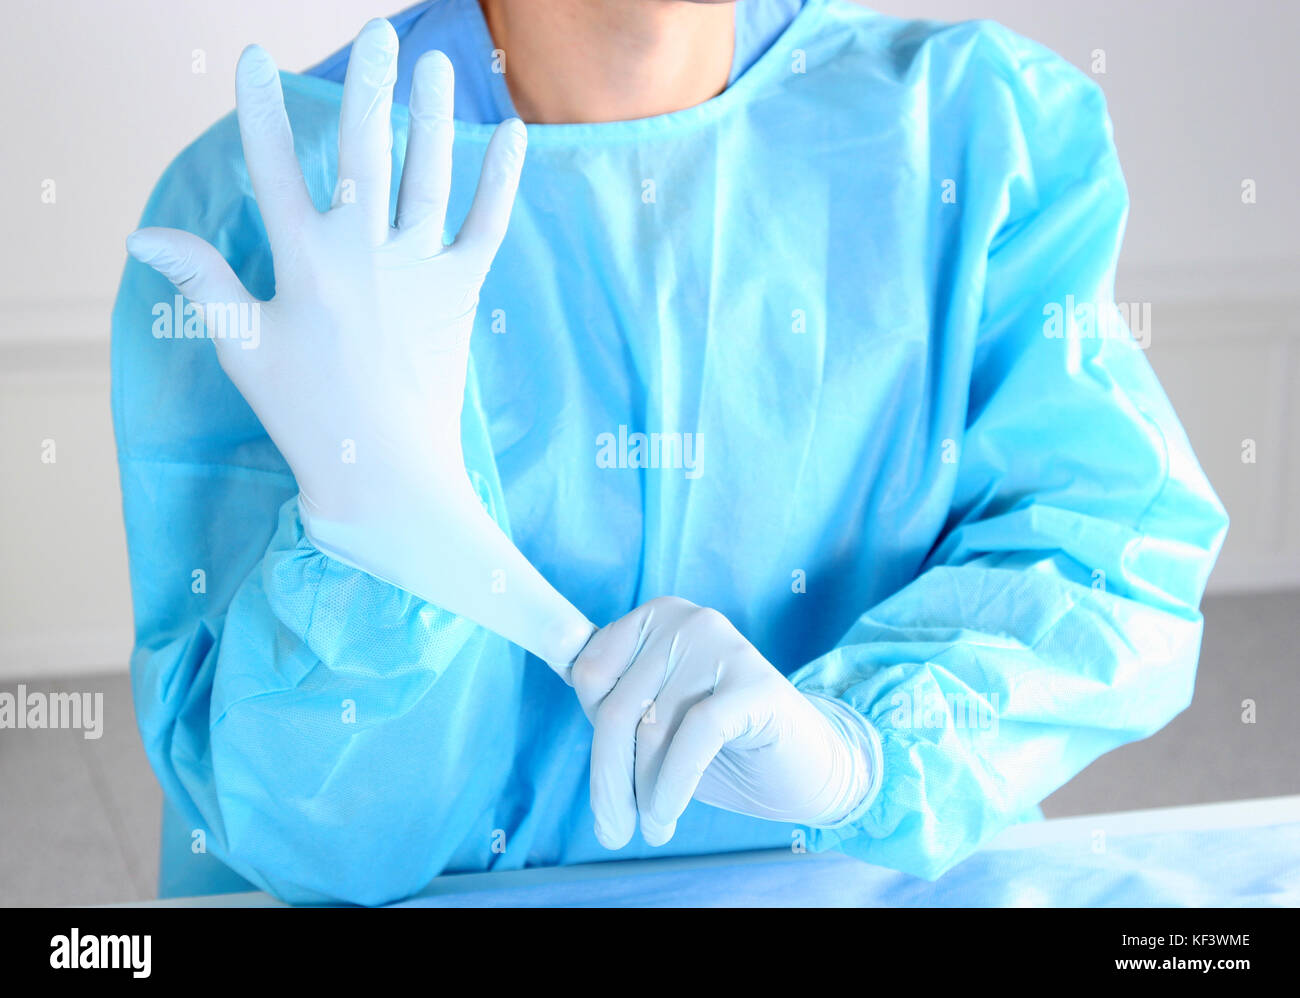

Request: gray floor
left=2, top=590, right=1297, bottom=906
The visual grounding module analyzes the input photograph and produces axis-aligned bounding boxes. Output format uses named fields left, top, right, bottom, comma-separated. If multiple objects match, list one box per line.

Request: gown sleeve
left=112, top=94, right=525, bottom=905
left=788, top=24, right=1230, bottom=879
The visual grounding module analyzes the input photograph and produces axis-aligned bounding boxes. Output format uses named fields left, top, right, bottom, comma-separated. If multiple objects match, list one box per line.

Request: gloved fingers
left=452, top=118, right=526, bottom=272
left=570, top=597, right=693, bottom=721
left=588, top=660, right=667, bottom=850
left=647, top=691, right=751, bottom=838
left=234, top=45, right=314, bottom=247
left=395, top=50, right=455, bottom=255
left=569, top=603, right=655, bottom=723
left=126, top=228, right=253, bottom=311
left=633, top=686, right=707, bottom=847
left=126, top=228, right=259, bottom=380
left=335, top=18, right=399, bottom=245
left=588, top=715, right=637, bottom=850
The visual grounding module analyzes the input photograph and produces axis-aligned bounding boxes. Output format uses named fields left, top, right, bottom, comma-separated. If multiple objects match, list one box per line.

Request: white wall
left=2, top=1, right=1296, bottom=678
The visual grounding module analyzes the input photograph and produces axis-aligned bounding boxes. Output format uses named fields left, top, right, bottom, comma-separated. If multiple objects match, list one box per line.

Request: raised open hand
left=127, top=19, right=594, bottom=670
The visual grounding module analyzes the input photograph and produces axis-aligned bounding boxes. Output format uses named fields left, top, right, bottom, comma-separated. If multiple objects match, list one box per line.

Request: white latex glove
left=126, top=20, right=594, bottom=671
left=571, top=597, right=880, bottom=848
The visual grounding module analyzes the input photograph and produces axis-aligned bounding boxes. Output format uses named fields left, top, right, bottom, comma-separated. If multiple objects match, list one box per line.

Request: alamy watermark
left=151, top=295, right=261, bottom=349
left=50, top=930, right=150, bottom=978
left=596, top=425, right=703, bottom=479
left=889, top=689, right=999, bottom=736
left=1042, top=297, right=1151, bottom=350
left=0, top=685, right=103, bottom=739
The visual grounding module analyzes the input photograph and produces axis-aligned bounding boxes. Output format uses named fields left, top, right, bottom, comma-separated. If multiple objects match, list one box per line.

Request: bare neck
left=479, top=0, right=736, bottom=124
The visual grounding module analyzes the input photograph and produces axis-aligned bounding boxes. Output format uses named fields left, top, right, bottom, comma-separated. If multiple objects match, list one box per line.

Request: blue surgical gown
left=111, top=0, right=1229, bottom=905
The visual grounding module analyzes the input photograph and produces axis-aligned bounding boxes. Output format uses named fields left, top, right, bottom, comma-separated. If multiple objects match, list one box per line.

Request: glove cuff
left=802, top=693, right=884, bottom=828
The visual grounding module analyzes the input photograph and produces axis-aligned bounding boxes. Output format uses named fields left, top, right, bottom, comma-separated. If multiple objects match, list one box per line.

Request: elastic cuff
left=802, top=692, right=885, bottom=830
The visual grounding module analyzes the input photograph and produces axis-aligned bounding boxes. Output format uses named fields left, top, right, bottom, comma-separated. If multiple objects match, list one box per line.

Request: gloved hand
left=570, top=597, right=880, bottom=848
left=126, top=20, right=594, bottom=670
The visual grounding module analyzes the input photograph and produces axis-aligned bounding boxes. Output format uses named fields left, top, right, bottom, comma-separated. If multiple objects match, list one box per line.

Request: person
left=113, top=0, right=1228, bottom=905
